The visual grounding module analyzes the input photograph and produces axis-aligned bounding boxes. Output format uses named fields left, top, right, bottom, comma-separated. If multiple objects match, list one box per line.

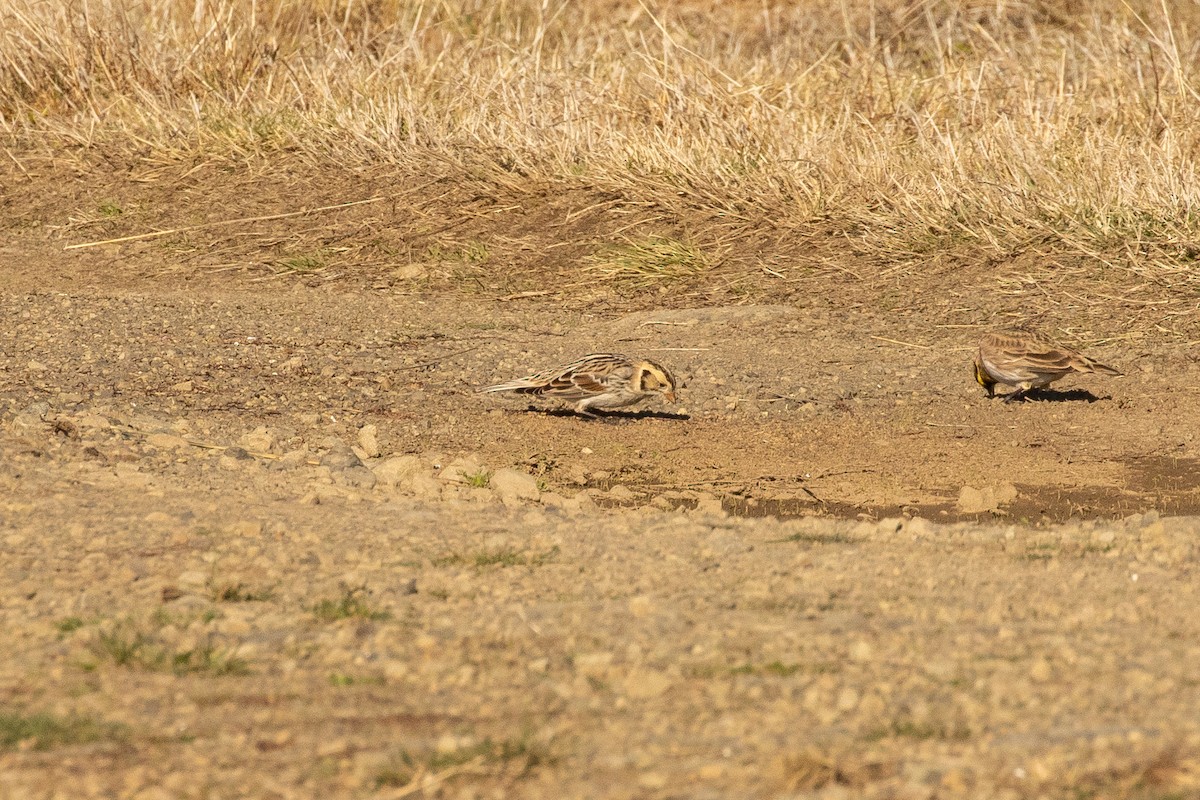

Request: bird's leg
left=1002, top=387, right=1028, bottom=403
left=572, top=401, right=600, bottom=420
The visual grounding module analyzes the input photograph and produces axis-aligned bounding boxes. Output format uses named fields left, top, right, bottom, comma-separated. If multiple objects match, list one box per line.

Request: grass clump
left=471, top=547, right=554, bottom=567
left=770, top=531, right=857, bottom=545
left=434, top=546, right=559, bottom=569
left=276, top=252, right=328, bottom=274
left=87, top=624, right=250, bottom=676
left=585, top=237, right=711, bottom=287
left=210, top=581, right=275, bottom=603
left=0, top=711, right=126, bottom=751
left=425, top=240, right=490, bottom=265
left=310, top=586, right=390, bottom=622
left=329, top=672, right=385, bottom=687
left=463, top=469, right=492, bottom=489
left=8, top=1, right=1200, bottom=323
left=375, top=732, right=553, bottom=789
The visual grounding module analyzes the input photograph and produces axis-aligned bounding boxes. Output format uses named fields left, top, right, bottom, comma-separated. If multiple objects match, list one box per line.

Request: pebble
left=410, top=473, right=443, bottom=500
left=489, top=468, right=540, bottom=506
left=848, top=640, right=873, bottom=662
left=238, top=426, right=275, bottom=452
left=336, top=465, right=378, bottom=489
left=957, top=483, right=1018, bottom=514
left=320, top=442, right=363, bottom=470
left=356, top=424, right=381, bottom=458
left=439, top=456, right=486, bottom=484
left=371, top=455, right=425, bottom=487
left=146, top=432, right=190, bottom=451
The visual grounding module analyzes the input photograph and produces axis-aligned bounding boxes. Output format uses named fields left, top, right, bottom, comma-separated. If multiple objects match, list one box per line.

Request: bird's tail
left=479, top=380, right=539, bottom=394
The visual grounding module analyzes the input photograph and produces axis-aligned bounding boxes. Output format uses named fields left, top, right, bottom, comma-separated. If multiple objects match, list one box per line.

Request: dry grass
left=3, top=0, right=1200, bottom=320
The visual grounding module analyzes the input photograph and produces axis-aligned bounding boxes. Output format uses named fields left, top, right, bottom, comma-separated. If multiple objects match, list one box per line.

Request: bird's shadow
left=525, top=406, right=691, bottom=422
left=1001, top=388, right=1106, bottom=404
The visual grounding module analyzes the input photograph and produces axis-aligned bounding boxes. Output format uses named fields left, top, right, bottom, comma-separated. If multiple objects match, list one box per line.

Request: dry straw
left=3, top=0, right=1200, bottom=300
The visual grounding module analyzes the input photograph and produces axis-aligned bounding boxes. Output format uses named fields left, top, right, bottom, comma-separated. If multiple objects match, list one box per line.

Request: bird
left=973, top=328, right=1121, bottom=402
left=480, top=353, right=679, bottom=417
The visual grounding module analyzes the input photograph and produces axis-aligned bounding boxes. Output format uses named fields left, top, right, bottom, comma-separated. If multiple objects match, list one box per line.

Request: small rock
left=649, top=494, right=674, bottom=510
left=270, top=449, right=310, bottom=470
left=356, top=425, right=381, bottom=458
left=372, top=455, right=425, bottom=487
left=9, top=413, right=44, bottom=435
left=540, top=492, right=567, bottom=509
left=956, top=486, right=992, bottom=514
left=627, top=596, right=653, bottom=618
left=393, top=263, right=427, bottom=280
left=146, top=432, right=189, bottom=451
left=336, top=465, right=378, bottom=489
left=218, top=455, right=243, bottom=471
left=238, top=426, right=274, bottom=453
left=490, top=468, right=541, bottom=505
left=957, top=484, right=1018, bottom=514
left=410, top=473, right=443, bottom=500
left=170, top=380, right=195, bottom=393
left=320, top=442, right=363, bottom=470
left=836, top=687, right=860, bottom=711
left=439, top=456, right=486, bottom=484
left=223, top=446, right=255, bottom=461
left=848, top=640, right=873, bottom=662
left=569, top=490, right=599, bottom=513
left=606, top=486, right=638, bottom=503
left=1030, top=658, right=1053, bottom=682
left=76, top=413, right=111, bottom=430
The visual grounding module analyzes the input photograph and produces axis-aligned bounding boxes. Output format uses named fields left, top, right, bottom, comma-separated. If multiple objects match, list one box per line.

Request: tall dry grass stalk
left=3, top=0, right=1200, bottom=291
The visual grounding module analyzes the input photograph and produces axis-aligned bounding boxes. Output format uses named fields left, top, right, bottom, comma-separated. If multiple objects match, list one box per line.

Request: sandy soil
left=3, top=166, right=1200, bottom=798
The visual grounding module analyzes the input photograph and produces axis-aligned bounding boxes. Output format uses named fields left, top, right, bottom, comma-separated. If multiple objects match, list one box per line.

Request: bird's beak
left=664, top=390, right=677, bottom=403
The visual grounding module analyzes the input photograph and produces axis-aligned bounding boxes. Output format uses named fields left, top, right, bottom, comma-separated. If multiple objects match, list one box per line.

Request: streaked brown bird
left=973, top=328, right=1121, bottom=402
left=481, top=353, right=678, bottom=417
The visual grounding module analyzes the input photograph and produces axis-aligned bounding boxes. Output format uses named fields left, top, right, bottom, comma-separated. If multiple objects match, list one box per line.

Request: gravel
left=2, top=404, right=1199, bottom=798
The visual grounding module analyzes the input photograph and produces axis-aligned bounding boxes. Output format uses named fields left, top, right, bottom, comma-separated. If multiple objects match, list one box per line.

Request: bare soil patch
left=3, top=170, right=1200, bottom=797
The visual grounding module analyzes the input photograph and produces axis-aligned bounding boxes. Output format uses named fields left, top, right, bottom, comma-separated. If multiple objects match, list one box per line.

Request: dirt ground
left=3, top=164, right=1200, bottom=798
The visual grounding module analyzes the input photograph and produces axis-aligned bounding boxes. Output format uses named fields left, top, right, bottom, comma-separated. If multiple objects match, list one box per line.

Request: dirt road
left=3, top=267, right=1200, bottom=797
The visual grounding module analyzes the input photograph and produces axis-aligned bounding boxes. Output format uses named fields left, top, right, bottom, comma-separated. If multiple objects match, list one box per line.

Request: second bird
left=481, top=353, right=679, bottom=417
left=973, top=328, right=1121, bottom=402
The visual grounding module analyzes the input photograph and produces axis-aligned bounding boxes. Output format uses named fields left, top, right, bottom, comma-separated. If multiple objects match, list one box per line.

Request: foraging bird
left=481, top=353, right=678, bottom=417
left=973, top=328, right=1121, bottom=402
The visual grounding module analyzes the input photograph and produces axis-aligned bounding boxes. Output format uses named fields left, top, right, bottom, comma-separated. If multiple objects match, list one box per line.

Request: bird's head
left=973, top=354, right=996, bottom=398
left=635, top=360, right=678, bottom=403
